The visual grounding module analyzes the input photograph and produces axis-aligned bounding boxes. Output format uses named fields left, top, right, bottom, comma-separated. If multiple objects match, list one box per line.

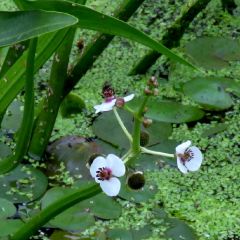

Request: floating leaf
left=0, top=164, right=48, bottom=203
left=92, top=110, right=133, bottom=149
left=154, top=208, right=198, bottom=240
left=107, top=225, right=152, bottom=240
left=183, top=77, right=238, bottom=110
left=0, top=198, right=16, bottom=219
left=0, top=10, right=78, bottom=47
left=145, top=120, right=172, bottom=146
left=201, top=123, right=228, bottom=138
left=42, top=186, right=122, bottom=231
left=50, top=230, right=80, bottom=240
left=0, top=142, right=12, bottom=160
left=1, top=100, right=23, bottom=132
left=185, top=37, right=240, bottom=69
left=128, top=99, right=204, bottom=123
left=60, top=93, right=86, bottom=118
left=137, top=140, right=177, bottom=171
left=46, top=136, right=103, bottom=181
left=0, top=220, right=24, bottom=237
left=119, top=175, right=157, bottom=203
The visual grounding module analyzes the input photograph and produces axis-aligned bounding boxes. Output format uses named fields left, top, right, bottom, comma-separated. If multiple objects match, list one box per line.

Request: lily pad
left=154, top=208, right=198, bottom=239
left=145, top=120, right=172, bottom=146
left=183, top=77, right=238, bottom=110
left=201, top=123, right=228, bottom=138
left=50, top=230, right=81, bottom=240
left=0, top=198, right=16, bottom=218
left=0, top=142, right=12, bottom=161
left=0, top=164, right=48, bottom=203
left=1, top=100, right=23, bottom=132
left=107, top=225, right=152, bottom=240
left=46, top=136, right=102, bottom=181
left=0, top=219, right=24, bottom=237
left=137, top=140, right=177, bottom=171
left=119, top=175, right=157, bottom=203
left=92, top=109, right=133, bottom=149
left=42, top=185, right=122, bottom=223
left=60, top=93, right=86, bottom=118
left=185, top=37, right=240, bottom=69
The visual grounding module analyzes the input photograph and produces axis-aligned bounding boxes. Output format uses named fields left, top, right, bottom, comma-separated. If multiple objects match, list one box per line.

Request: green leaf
left=0, top=198, right=16, bottom=219
left=119, top=175, right=157, bottom=203
left=185, top=37, right=240, bottom=69
left=0, top=142, right=12, bottom=160
left=0, top=29, right=69, bottom=117
left=1, top=100, right=23, bottom=132
left=60, top=93, right=86, bottom=118
left=0, top=220, right=24, bottom=237
left=0, top=10, right=78, bottom=47
left=201, top=123, right=228, bottom=138
left=19, top=0, right=196, bottom=69
left=183, top=77, right=238, bottom=110
left=92, top=110, right=133, bottom=149
left=0, top=164, right=48, bottom=203
left=128, top=99, right=204, bottom=123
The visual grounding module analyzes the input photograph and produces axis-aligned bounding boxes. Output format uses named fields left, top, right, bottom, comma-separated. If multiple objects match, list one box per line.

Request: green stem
left=11, top=183, right=101, bottom=240
left=0, top=38, right=37, bottom=174
left=130, top=96, right=149, bottom=164
left=141, top=147, right=175, bottom=158
left=28, top=28, right=76, bottom=158
left=113, top=107, right=132, bottom=142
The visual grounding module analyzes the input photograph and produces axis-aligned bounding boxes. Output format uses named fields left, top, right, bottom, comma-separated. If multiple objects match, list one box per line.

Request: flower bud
left=143, top=118, right=153, bottom=128
left=115, top=97, right=125, bottom=108
left=140, top=131, right=150, bottom=146
left=144, top=88, right=153, bottom=95
left=127, top=171, right=145, bottom=190
left=153, top=88, right=159, bottom=96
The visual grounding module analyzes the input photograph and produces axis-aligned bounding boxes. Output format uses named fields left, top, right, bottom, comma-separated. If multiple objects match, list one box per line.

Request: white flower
left=176, top=140, right=203, bottom=174
left=94, top=94, right=134, bottom=114
left=90, top=154, right=126, bottom=196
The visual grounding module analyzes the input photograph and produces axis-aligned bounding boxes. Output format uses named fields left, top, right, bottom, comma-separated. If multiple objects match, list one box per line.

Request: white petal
left=106, top=154, right=125, bottom=177
left=94, top=100, right=116, bottom=113
left=100, top=177, right=121, bottom=196
left=177, top=156, right=189, bottom=174
left=176, top=140, right=192, bottom=154
left=185, top=146, right=203, bottom=172
left=90, top=156, right=107, bottom=180
left=123, top=94, right=135, bottom=102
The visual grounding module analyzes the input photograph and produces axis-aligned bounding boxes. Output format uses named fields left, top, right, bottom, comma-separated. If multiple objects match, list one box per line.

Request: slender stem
left=141, top=146, right=175, bottom=158
left=131, top=96, right=149, bottom=153
left=11, top=184, right=101, bottom=240
left=0, top=38, right=37, bottom=174
left=113, top=107, right=132, bottom=142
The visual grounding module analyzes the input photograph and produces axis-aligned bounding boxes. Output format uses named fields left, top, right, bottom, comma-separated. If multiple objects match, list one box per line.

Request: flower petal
left=106, top=154, right=125, bottom=177
left=177, top=157, right=188, bottom=174
left=100, top=177, right=121, bottom=196
left=94, top=100, right=116, bottom=113
left=90, top=156, right=107, bottom=180
left=123, top=94, right=135, bottom=102
left=185, top=146, right=203, bottom=172
left=176, top=140, right=192, bottom=154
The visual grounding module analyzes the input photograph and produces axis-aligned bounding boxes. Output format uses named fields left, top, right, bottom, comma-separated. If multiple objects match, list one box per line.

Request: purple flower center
left=96, top=167, right=112, bottom=181
left=102, top=85, right=115, bottom=102
left=179, top=149, right=194, bottom=164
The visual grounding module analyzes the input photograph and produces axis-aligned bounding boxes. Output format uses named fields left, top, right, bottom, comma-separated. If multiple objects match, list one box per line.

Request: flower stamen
left=96, top=167, right=112, bottom=181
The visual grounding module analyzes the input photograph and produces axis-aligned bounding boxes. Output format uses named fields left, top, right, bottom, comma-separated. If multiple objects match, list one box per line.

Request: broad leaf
left=183, top=77, right=239, bottom=110
left=128, top=99, right=204, bottom=123
left=186, top=37, right=240, bottom=69
left=0, top=29, right=69, bottom=116
left=19, top=0, right=196, bottom=69
left=0, top=220, right=24, bottom=237
left=0, top=198, right=16, bottom=219
left=0, top=164, right=48, bottom=203
left=0, top=10, right=78, bottom=47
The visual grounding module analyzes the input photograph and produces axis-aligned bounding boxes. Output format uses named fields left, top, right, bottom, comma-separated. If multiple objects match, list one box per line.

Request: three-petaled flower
left=90, top=154, right=126, bottom=196
left=94, top=94, right=134, bottom=114
left=176, top=140, right=203, bottom=174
